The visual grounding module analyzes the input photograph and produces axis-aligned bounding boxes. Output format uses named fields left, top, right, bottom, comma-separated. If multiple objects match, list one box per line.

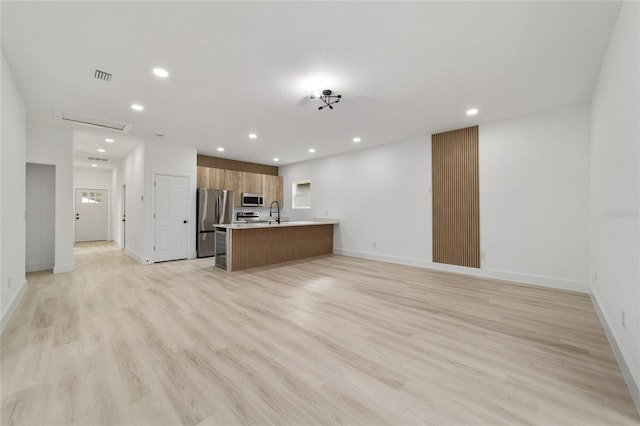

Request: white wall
left=144, top=140, right=198, bottom=261
left=280, top=104, right=591, bottom=292
left=111, top=143, right=145, bottom=261
left=26, top=164, right=55, bottom=272
left=1, top=52, right=27, bottom=332
left=74, top=167, right=112, bottom=191
left=589, top=0, right=639, bottom=403
left=26, top=124, right=74, bottom=274
left=282, top=137, right=431, bottom=264
left=111, top=140, right=197, bottom=263
left=480, top=104, right=590, bottom=290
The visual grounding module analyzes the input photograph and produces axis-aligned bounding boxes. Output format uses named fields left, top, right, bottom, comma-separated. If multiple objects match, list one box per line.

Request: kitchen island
left=216, top=219, right=339, bottom=271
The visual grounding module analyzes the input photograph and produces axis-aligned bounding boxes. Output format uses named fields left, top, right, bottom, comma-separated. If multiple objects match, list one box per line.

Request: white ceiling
left=1, top=1, right=621, bottom=168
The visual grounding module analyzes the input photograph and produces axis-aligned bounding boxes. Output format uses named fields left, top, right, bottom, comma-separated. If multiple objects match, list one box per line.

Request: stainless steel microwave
left=241, top=193, right=264, bottom=207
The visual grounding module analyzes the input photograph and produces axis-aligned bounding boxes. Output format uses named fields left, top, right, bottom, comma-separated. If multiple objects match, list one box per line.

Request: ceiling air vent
left=55, top=109, right=132, bottom=133
left=87, top=157, right=109, bottom=162
left=94, top=69, right=112, bottom=82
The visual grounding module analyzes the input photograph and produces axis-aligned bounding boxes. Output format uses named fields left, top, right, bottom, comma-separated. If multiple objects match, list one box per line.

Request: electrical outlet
left=481, top=252, right=487, bottom=260
left=372, top=241, right=377, bottom=248
left=325, top=210, right=328, bottom=216
left=594, top=271, right=598, bottom=281
left=621, top=310, right=626, bottom=329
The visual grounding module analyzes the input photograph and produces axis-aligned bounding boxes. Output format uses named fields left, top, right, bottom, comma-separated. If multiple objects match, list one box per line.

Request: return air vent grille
left=94, top=69, right=112, bottom=82
left=88, top=157, right=109, bottom=162
left=55, top=109, right=132, bottom=133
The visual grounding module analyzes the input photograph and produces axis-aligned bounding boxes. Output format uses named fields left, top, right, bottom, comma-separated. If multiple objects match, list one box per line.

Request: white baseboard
left=26, top=262, right=54, bottom=272
left=1, top=279, right=27, bottom=334
left=590, top=292, right=640, bottom=415
left=333, top=248, right=590, bottom=293
left=111, top=240, right=122, bottom=249
left=125, top=247, right=145, bottom=264
left=53, top=263, right=74, bottom=274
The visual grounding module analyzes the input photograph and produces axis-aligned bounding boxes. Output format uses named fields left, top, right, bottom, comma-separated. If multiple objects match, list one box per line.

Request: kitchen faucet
left=269, top=201, right=280, bottom=224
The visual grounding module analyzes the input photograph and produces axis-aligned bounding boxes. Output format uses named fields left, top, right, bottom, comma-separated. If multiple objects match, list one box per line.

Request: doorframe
left=151, top=172, right=191, bottom=263
left=74, top=187, right=110, bottom=243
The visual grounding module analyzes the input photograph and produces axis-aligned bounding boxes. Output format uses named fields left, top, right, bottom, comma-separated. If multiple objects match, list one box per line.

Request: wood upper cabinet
left=262, top=174, right=283, bottom=207
left=207, top=168, right=224, bottom=189
left=197, top=166, right=210, bottom=188
left=197, top=166, right=281, bottom=207
left=240, top=172, right=262, bottom=194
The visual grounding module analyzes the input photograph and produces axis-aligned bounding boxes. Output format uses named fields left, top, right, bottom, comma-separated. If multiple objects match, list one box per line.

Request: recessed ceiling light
left=153, top=68, right=169, bottom=78
left=308, top=148, right=316, bottom=153
left=217, top=147, right=224, bottom=152
left=353, top=137, right=361, bottom=143
left=273, top=157, right=279, bottom=162
left=105, top=138, right=114, bottom=143
left=131, top=104, right=144, bottom=111
left=91, top=164, right=98, bottom=167
left=249, top=133, right=257, bottom=139
left=466, top=108, right=479, bottom=116
left=97, top=148, right=106, bottom=153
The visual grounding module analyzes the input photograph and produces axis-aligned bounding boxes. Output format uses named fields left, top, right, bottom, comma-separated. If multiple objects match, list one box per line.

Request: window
left=292, top=180, right=311, bottom=209
left=81, top=191, right=103, bottom=204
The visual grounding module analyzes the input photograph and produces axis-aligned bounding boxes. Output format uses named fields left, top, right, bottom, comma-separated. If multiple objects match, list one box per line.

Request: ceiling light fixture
left=273, top=158, right=279, bottom=162
left=105, top=138, right=114, bottom=143
left=91, top=164, right=98, bottom=167
left=217, top=147, right=224, bottom=152
left=248, top=133, right=257, bottom=139
left=466, top=108, right=479, bottom=116
left=353, top=137, right=361, bottom=143
left=311, top=89, right=342, bottom=110
left=308, top=148, right=316, bottom=153
left=153, top=68, right=169, bottom=78
left=97, top=148, right=106, bottom=153
left=131, top=104, right=144, bottom=111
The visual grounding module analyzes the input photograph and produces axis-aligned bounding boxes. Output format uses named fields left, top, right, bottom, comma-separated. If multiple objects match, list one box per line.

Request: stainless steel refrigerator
left=197, top=189, right=234, bottom=257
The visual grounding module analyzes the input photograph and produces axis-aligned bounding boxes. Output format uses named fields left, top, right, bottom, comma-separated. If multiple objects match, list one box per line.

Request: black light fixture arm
left=311, top=89, right=342, bottom=110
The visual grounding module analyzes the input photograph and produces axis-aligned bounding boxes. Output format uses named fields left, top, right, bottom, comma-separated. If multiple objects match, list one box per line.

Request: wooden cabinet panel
left=208, top=168, right=225, bottom=190
left=198, top=166, right=281, bottom=207
left=225, top=170, right=242, bottom=206
left=197, top=166, right=210, bottom=188
left=262, top=175, right=283, bottom=207
left=231, top=225, right=333, bottom=271
left=240, top=172, right=263, bottom=194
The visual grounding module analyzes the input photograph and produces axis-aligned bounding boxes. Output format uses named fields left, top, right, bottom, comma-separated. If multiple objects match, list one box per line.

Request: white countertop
left=216, top=218, right=339, bottom=230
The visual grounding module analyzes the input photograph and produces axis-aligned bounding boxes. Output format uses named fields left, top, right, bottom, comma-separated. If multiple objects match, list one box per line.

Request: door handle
left=76, top=214, right=79, bottom=220
left=183, top=220, right=188, bottom=224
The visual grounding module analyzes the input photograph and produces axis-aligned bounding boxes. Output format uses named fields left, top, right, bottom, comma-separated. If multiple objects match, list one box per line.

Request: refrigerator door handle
left=199, top=189, right=208, bottom=231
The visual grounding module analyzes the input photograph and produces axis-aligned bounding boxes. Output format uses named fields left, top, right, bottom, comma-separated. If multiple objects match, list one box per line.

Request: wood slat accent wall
left=231, top=225, right=333, bottom=271
left=197, top=154, right=278, bottom=176
left=432, top=126, right=480, bottom=268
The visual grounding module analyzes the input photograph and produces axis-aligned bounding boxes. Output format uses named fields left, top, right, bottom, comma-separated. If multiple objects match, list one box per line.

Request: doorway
left=75, top=188, right=108, bottom=242
left=26, top=163, right=55, bottom=272
left=154, top=174, right=189, bottom=262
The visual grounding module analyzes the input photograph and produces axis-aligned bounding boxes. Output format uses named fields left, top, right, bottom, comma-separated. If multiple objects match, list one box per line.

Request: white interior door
left=154, top=174, right=189, bottom=262
left=121, top=184, right=126, bottom=249
left=75, top=188, right=108, bottom=242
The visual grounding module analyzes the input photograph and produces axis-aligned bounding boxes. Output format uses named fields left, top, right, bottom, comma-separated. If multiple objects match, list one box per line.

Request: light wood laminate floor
left=2, top=242, right=638, bottom=425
